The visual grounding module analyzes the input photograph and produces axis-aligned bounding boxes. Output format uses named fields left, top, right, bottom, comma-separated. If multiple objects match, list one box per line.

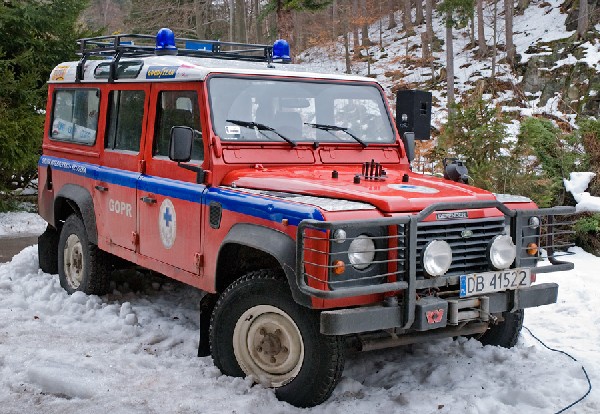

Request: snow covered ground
left=0, top=214, right=597, bottom=413
left=0, top=212, right=46, bottom=237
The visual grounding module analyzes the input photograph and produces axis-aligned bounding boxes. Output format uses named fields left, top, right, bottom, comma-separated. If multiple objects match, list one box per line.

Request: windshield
left=208, top=76, right=396, bottom=144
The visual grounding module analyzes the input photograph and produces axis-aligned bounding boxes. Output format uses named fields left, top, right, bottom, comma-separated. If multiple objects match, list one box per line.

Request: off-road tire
left=478, top=309, right=524, bottom=348
left=209, top=269, right=345, bottom=408
left=38, top=225, right=59, bottom=274
left=58, top=214, right=110, bottom=295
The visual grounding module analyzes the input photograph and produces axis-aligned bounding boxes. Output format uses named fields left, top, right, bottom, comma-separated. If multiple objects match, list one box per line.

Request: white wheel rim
left=63, top=234, right=84, bottom=289
left=233, top=304, right=304, bottom=387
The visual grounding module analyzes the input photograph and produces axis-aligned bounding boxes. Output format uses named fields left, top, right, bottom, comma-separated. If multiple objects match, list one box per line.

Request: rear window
left=50, top=89, right=100, bottom=145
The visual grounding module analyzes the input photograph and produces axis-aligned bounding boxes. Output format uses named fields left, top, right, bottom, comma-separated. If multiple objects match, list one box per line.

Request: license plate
left=459, top=268, right=531, bottom=298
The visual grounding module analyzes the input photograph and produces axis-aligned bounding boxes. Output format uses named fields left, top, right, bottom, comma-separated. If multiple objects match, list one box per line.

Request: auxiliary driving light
left=529, top=216, right=541, bottom=230
left=423, top=240, right=452, bottom=277
left=488, top=235, right=516, bottom=269
left=348, top=235, right=375, bottom=270
left=333, top=229, right=347, bottom=244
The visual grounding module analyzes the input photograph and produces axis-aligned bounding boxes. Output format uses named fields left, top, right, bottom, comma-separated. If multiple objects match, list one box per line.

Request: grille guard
left=296, top=201, right=575, bottom=329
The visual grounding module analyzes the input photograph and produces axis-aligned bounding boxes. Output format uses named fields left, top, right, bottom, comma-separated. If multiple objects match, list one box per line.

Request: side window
left=51, top=89, right=100, bottom=145
left=154, top=91, right=203, bottom=161
left=105, top=90, right=145, bottom=152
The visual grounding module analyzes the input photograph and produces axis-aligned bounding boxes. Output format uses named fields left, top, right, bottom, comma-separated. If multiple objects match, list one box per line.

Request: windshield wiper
left=225, top=119, right=297, bottom=147
left=304, top=122, right=368, bottom=148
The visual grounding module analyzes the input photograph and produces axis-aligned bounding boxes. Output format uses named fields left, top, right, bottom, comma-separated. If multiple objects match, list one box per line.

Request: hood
left=222, top=166, right=496, bottom=213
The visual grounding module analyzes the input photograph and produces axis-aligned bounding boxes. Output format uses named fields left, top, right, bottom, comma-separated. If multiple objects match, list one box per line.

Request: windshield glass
left=208, top=76, right=395, bottom=144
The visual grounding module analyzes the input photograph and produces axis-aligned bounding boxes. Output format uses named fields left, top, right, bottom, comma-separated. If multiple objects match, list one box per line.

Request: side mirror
left=402, top=131, right=415, bottom=163
left=169, top=126, right=194, bottom=163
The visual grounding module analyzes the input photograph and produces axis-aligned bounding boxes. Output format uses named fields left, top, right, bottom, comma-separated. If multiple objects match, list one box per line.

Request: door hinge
left=131, top=232, right=139, bottom=246
left=195, top=253, right=204, bottom=270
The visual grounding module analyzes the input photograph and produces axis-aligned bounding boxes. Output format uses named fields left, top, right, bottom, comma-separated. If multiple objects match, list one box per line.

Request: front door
left=137, top=83, right=206, bottom=275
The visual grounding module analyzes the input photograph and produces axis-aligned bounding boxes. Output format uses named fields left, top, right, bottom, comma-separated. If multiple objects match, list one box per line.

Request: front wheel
left=209, top=270, right=345, bottom=408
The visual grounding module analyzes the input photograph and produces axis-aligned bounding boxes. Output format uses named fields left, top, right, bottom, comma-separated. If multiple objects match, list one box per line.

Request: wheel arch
left=215, top=223, right=310, bottom=307
left=54, top=184, right=98, bottom=245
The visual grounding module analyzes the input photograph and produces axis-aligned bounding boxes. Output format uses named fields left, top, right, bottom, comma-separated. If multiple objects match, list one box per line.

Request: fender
left=218, top=223, right=310, bottom=307
left=55, top=184, right=98, bottom=245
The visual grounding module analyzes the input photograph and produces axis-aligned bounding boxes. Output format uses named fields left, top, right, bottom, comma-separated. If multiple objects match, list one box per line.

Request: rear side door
left=95, top=85, right=149, bottom=251
left=137, top=82, right=206, bottom=274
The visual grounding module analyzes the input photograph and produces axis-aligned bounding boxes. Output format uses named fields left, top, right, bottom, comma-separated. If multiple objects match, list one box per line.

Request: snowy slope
left=0, top=220, right=597, bottom=413
left=298, top=0, right=591, bottom=127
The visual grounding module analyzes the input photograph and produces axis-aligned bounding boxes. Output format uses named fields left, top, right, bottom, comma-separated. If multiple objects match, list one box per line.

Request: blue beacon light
left=155, top=28, right=178, bottom=56
left=273, top=39, right=291, bottom=63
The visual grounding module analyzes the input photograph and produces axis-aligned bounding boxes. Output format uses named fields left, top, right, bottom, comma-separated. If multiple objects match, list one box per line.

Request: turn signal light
left=527, top=243, right=539, bottom=256
left=332, top=260, right=345, bottom=275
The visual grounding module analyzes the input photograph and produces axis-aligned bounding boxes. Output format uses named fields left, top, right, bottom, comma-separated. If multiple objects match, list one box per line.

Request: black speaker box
left=395, top=90, right=432, bottom=140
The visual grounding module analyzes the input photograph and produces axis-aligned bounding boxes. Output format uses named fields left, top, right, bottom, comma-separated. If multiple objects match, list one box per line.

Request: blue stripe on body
left=138, top=175, right=204, bottom=203
left=39, top=155, right=323, bottom=225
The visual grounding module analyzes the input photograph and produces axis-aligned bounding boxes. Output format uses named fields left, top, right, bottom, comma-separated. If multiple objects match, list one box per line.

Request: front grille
left=416, top=217, right=506, bottom=278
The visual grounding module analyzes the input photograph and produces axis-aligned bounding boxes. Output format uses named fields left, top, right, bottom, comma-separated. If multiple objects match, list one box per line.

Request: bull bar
left=295, top=201, right=575, bottom=332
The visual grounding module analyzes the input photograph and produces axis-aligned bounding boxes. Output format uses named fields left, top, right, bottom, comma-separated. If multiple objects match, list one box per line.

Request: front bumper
left=320, top=282, right=558, bottom=335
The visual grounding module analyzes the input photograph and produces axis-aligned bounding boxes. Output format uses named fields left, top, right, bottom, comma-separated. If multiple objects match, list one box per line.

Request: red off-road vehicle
left=38, top=29, right=574, bottom=407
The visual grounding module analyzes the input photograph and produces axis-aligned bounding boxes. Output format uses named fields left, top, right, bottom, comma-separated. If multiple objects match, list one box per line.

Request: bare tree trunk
left=470, top=15, right=475, bottom=46
left=277, top=4, right=295, bottom=53
left=254, top=0, right=263, bottom=43
left=403, top=0, right=414, bottom=34
left=388, top=0, right=397, bottom=29
left=343, top=9, right=352, bottom=74
left=492, top=0, right=498, bottom=80
left=102, top=0, right=110, bottom=27
left=228, top=0, right=234, bottom=42
left=194, top=0, right=207, bottom=39
left=352, top=0, right=360, bottom=56
left=421, top=32, right=431, bottom=59
left=360, top=0, right=372, bottom=45
left=477, top=0, right=487, bottom=56
left=332, top=1, right=338, bottom=41
left=426, top=0, right=433, bottom=45
left=415, top=0, right=424, bottom=25
left=505, top=0, right=514, bottom=65
left=379, top=1, right=383, bottom=46
left=446, top=20, right=455, bottom=108
left=577, top=0, right=589, bottom=39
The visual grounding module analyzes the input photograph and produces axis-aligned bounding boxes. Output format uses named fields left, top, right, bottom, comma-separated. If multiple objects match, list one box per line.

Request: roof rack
left=75, top=33, right=275, bottom=82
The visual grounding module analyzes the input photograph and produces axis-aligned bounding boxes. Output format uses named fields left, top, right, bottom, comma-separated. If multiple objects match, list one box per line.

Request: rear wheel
left=38, top=225, right=59, bottom=274
left=209, top=269, right=345, bottom=407
left=477, top=309, right=524, bottom=348
left=58, top=214, right=110, bottom=295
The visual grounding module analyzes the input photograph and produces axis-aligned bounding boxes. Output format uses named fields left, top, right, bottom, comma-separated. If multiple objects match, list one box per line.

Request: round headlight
left=348, top=235, right=375, bottom=270
left=423, top=240, right=452, bottom=277
left=529, top=216, right=540, bottom=230
left=333, top=229, right=347, bottom=244
left=488, top=235, right=516, bottom=270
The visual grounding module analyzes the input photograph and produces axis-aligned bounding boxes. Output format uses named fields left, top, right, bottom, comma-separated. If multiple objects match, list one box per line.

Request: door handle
left=140, top=196, right=157, bottom=204
left=94, top=185, right=108, bottom=192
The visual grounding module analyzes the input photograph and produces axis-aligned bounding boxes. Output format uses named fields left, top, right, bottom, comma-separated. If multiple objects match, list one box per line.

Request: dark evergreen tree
left=0, top=0, right=89, bottom=201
